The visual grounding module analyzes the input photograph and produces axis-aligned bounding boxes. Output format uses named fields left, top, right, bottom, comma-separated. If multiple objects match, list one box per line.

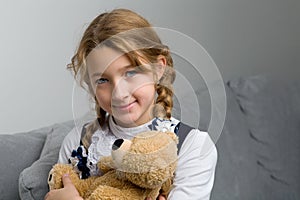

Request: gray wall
left=0, top=0, right=299, bottom=133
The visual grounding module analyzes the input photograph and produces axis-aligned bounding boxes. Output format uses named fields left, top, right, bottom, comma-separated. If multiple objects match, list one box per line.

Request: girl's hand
left=44, top=174, right=83, bottom=200
left=146, top=195, right=166, bottom=200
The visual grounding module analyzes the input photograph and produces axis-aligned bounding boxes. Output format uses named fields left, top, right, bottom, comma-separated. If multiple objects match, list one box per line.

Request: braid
left=155, top=84, right=173, bottom=119
left=81, top=99, right=107, bottom=150
left=154, top=47, right=175, bottom=119
left=81, top=119, right=99, bottom=150
left=94, top=98, right=107, bottom=126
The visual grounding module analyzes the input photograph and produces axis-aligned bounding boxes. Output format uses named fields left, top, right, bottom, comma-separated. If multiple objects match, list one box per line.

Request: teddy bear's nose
left=112, top=139, right=124, bottom=150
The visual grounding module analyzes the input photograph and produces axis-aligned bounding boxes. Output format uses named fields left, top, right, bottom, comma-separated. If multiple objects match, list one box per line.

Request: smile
left=112, top=101, right=137, bottom=111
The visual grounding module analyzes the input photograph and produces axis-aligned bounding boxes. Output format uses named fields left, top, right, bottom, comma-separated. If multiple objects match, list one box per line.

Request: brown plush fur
left=48, top=131, right=178, bottom=200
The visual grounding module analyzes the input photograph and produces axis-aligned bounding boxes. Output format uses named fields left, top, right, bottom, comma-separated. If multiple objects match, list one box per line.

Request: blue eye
left=125, top=70, right=137, bottom=77
left=95, top=78, right=108, bottom=85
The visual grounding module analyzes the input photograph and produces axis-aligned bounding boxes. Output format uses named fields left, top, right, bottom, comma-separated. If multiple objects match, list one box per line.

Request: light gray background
left=0, top=0, right=299, bottom=133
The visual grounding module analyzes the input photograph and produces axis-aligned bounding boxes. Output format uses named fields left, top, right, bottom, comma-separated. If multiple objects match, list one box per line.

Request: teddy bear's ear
left=165, top=131, right=179, bottom=144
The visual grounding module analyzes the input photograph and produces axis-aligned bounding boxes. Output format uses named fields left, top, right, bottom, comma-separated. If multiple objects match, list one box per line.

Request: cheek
left=95, top=89, right=112, bottom=111
left=134, top=84, right=156, bottom=102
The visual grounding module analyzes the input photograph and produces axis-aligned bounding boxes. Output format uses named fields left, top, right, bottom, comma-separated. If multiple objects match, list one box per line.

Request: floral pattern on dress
left=70, top=117, right=180, bottom=179
left=148, top=117, right=177, bottom=132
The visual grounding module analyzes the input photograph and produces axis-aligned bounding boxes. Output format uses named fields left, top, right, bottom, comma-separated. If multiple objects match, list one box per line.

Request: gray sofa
left=0, top=74, right=299, bottom=200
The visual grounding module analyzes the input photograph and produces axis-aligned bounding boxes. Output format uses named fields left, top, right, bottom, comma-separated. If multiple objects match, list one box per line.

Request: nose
left=112, top=79, right=130, bottom=101
left=112, top=139, right=124, bottom=151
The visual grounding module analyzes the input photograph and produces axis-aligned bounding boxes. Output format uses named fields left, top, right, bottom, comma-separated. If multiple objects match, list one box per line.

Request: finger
left=158, top=195, right=166, bottom=200
left=44, top=190, right=55, bottom=200
left=62, top=174, right=72, bottom=186
left=44, top=192, right=49, bottom=200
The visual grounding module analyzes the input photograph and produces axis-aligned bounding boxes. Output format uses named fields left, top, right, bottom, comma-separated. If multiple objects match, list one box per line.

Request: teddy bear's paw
left=48, top=164, right=76, bottom=190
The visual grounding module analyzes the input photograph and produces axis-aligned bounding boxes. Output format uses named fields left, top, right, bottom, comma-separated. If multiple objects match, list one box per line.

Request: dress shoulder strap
left=174, top=122, right=194, bottom=151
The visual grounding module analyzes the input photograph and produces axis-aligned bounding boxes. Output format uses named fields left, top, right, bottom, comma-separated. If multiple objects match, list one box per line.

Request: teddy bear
left=48, top=130, right=178, bottom=200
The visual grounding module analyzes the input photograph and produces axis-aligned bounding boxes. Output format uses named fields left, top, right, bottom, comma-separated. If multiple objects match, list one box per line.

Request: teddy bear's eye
left=48, top=174, right=52, bottom=182
left=112, top=139, right=124, bottom=150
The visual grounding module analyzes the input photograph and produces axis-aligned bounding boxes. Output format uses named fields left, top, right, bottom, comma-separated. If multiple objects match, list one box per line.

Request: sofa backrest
left=212, top=75, right=300, bottom=200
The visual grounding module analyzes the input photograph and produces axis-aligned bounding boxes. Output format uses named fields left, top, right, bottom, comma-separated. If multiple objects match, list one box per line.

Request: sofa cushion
left=0, top=127, right=51, bottom=200
left=227, top=75, right=300, bottom=199
left=19, top=120, right=74, bottom=200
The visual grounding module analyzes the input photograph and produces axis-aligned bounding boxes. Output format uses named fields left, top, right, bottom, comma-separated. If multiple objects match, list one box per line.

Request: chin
left=114, top=115, right=139, bottom=127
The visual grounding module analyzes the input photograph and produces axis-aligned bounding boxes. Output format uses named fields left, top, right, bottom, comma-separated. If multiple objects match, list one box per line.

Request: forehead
left=86, top=46, right=126, bottom=73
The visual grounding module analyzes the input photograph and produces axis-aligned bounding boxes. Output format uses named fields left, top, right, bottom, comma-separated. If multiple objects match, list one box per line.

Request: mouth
left=112, top=101, right=137, bottom=111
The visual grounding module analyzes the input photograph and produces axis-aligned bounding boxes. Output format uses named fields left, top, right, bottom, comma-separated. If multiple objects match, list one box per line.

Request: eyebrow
left=92, top=72, right=103, bottom=78
left=91, top=64, right=134, bottom=78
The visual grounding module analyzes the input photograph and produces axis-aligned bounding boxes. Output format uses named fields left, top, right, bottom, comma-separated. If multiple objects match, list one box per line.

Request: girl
left=45, top=8, right=217, bottom=200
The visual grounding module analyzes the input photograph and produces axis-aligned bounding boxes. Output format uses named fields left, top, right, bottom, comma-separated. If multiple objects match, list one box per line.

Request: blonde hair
left=68, top=9, right=175, bottom=149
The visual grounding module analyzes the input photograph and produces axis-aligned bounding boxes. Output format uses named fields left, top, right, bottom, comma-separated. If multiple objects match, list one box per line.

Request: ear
left=156, top=55, right=167, bottom=81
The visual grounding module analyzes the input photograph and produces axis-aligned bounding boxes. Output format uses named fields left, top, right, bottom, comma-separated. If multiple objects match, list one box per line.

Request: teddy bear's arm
left=87, top=185, right=153, bottom=200
left=48, top=164, right=97, bottom=198
left=160, top=177, right=173, bottom=197
left=145, top=187, right=161, bottom=200
left=97, top=156, right=115, bottom=174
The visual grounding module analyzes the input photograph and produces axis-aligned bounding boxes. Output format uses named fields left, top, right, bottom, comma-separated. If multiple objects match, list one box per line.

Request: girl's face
left=87, top=46, right=165, bottom=128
